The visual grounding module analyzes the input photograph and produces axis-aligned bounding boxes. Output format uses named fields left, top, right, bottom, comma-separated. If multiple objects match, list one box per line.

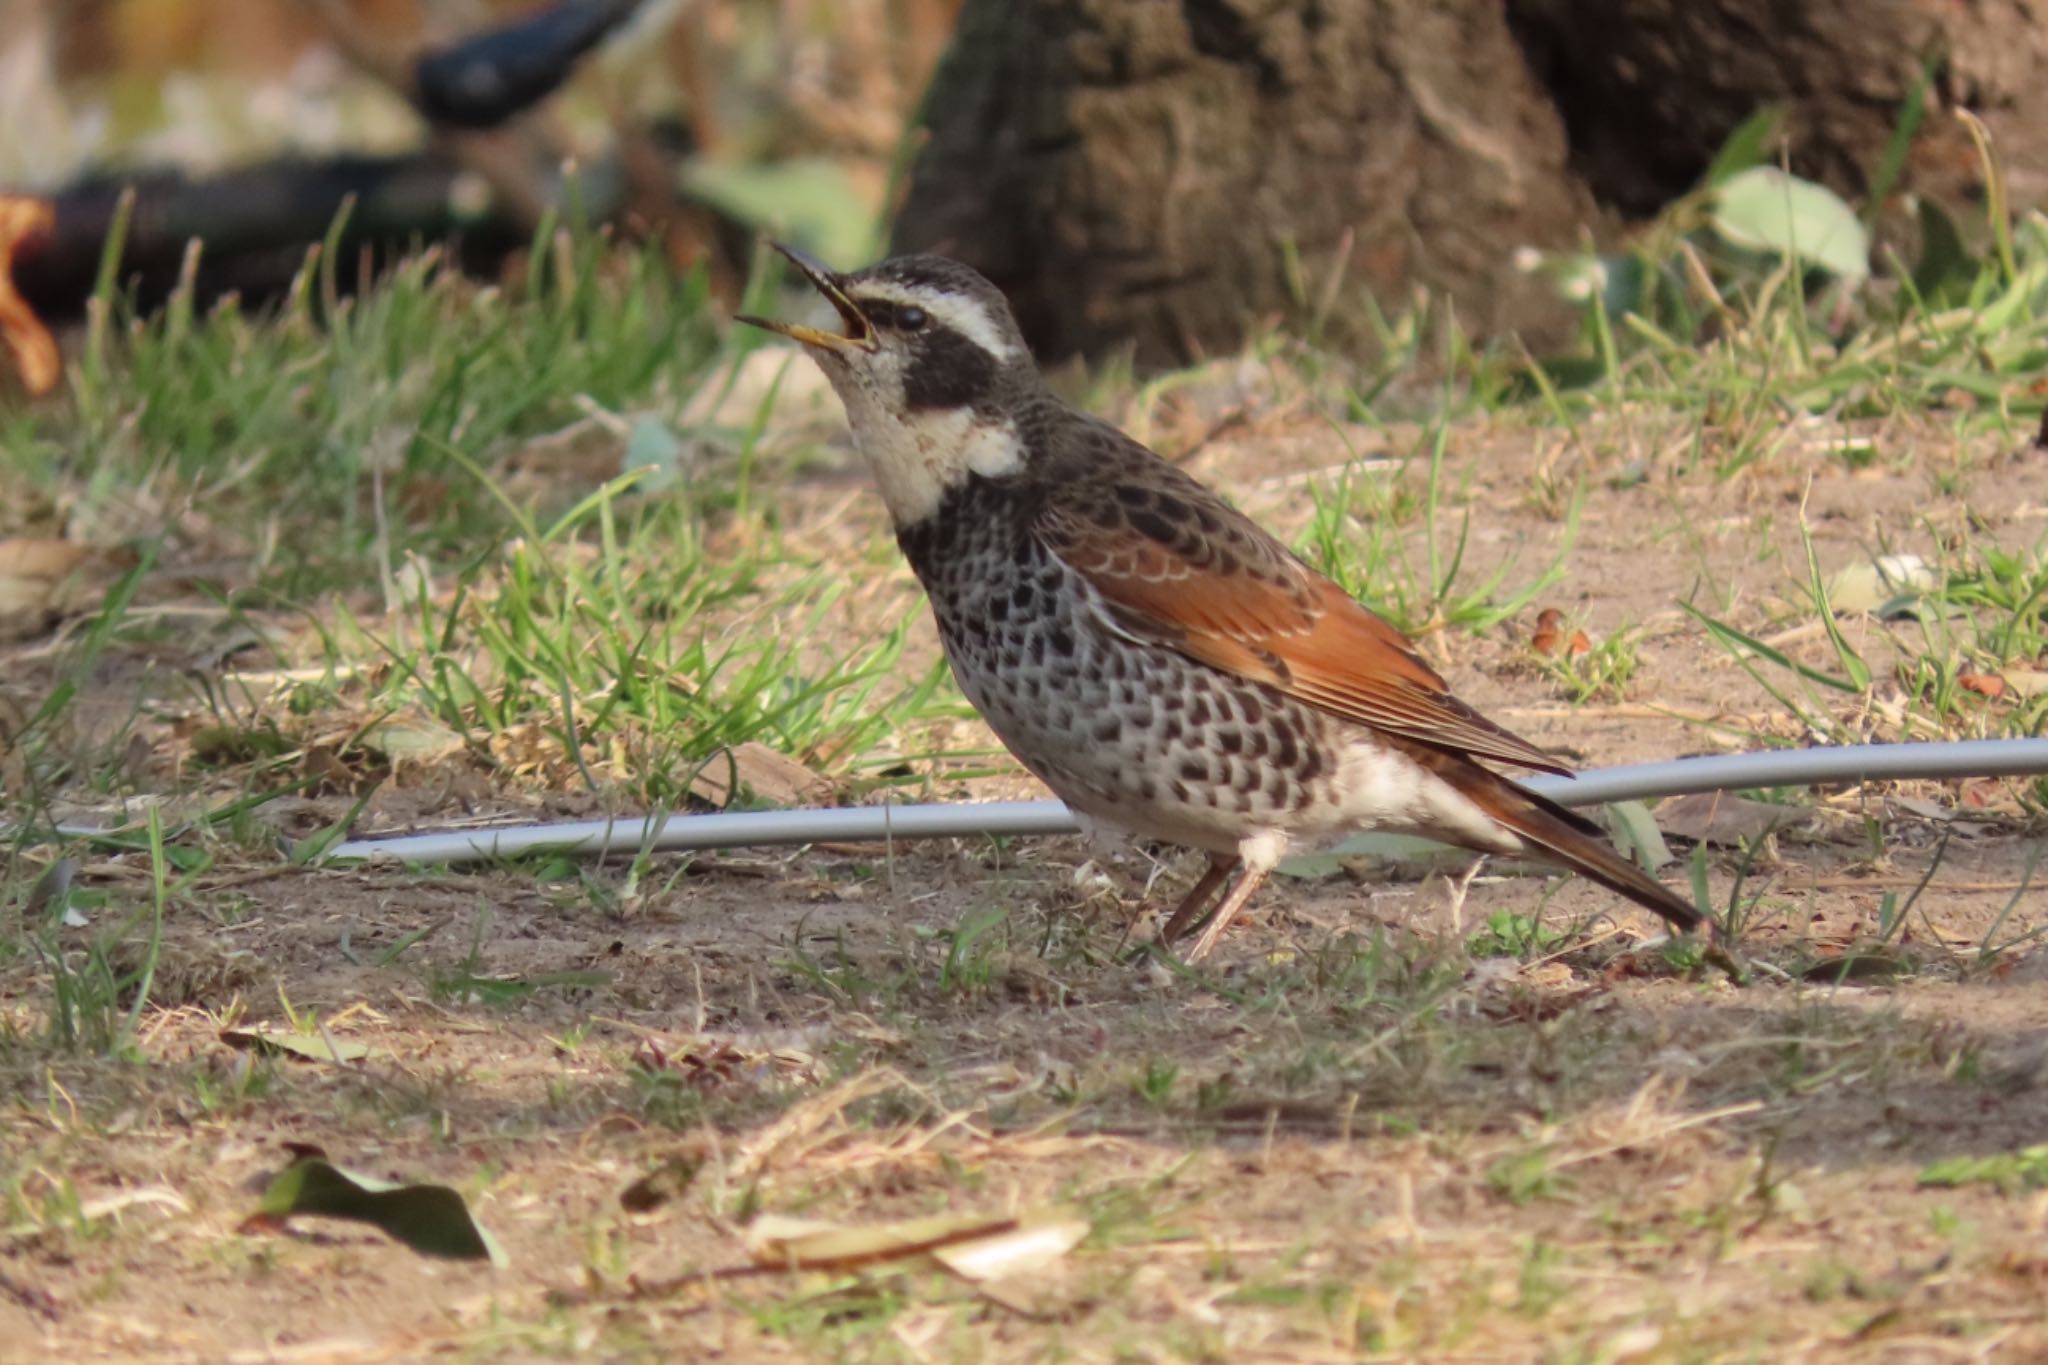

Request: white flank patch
left=1330, top=740, right=1522, bottom=854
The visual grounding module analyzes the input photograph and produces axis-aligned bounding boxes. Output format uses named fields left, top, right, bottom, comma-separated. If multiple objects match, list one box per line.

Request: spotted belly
left=928, top=577, right=1345, bottom=855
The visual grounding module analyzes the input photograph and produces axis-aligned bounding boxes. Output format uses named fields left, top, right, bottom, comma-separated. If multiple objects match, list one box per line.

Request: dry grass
left=11, top=4, right=2047, bottom=1358
left=8, top=363, right=2048, bottom=1356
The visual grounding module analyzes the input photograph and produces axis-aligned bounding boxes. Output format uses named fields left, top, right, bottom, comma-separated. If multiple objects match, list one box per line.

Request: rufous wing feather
left=1036, top=472, right=1574, bottom=777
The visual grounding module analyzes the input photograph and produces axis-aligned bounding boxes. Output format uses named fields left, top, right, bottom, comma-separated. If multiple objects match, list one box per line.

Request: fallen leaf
left=78, top=1185, right=191, bottom=1222
left=631, top=1035, right=817, bottom=1093
left=0, top=537, right=127, bottom=641
left=361, top=714, right=466, bottom=763
left=1826, top=554, right=1938, bottom=617
left=23, top=857, right=75, bottom=922
left=0, top=196, right=59, bottom=396
left=1711, top=166, right=1870, bottom=280
left=1993, top=668, right=2048, bottom=698
left=689, top=741, right=830, bottom=808
left=221, top=1025, right=377, bottom=1065
left=1958, top=672, right=2007, bottom=700
left=1655, top=791, right=1814, bottom=846
left=1607, top=800, right=1675, bottom=871
left=928, top=1214, right=1090, bottom=1282
left=1960, top=779, right=2005, bottom=809
left=744, top=1212, right=1010, bottom=1270
left=1528, top=608, right=1591, bottom=659
left=742, top=1209, right=1085, bottom=1278
left=622, top=415, right=689, bottom=492
left=245, top=1155, right=506, bottom=1264
left=301, top=744, right=361, bottom=795
left=0, top=537, right=87, bottom=616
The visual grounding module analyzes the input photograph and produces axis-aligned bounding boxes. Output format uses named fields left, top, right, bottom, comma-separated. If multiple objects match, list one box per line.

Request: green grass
left=1298, top=418, right=1578, bottom=638
left=58, top=223, right=728, bottom=589
left=3, top=224, right=985, bottom=824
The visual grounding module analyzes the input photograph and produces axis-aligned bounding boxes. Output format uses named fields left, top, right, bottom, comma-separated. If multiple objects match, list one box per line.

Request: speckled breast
left=896, top=477, right=1346, bottom=853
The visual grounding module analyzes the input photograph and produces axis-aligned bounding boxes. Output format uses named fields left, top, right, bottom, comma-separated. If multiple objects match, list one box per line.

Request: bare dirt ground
left=6, top=395, right=2048, bottom=1360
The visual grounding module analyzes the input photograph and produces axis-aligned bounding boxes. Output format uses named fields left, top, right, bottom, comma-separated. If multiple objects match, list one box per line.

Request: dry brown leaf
left=1655, top=791, right=1814, bottom=846
left=0, top=197, right=59, bottom=397
left=689, top=741, right=831, bottom=808
left=1529, top=607, right=1590, bottom=658
left=0, top=537, right=121, bottom=641
left=1957, top=671, right=2006, bottom=699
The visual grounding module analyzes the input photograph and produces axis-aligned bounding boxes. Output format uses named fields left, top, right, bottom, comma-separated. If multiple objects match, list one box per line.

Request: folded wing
left=1036, top=462, right=1573, bottom=778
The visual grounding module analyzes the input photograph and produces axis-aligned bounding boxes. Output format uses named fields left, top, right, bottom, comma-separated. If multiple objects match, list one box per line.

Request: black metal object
left=414, top=0, right=648, bottom=129
left=13, top=155, right=536, bottom=320
left=4, top=0, right=688, bottom=324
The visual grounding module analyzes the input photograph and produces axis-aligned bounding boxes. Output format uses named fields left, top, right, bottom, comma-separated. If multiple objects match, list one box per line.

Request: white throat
left=826, top=376, right=1024, bottom=526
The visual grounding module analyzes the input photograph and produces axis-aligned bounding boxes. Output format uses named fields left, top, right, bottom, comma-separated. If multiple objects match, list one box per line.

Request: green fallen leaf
left=250, top=1157, right=506, bottom=1264
left=1918, top=1146, right=2048, bottom=1195
left=1607, top=800, right=1674, bottom=872
left=1825, top=554, right=1938, bottom=618
left=221, top=1026, right=376, bottom=1065
left=623, top=415, right=688, bottom=492
left=1711, top=166, right=1870, bottom=281
left=361, top=715, right=464, bottom=762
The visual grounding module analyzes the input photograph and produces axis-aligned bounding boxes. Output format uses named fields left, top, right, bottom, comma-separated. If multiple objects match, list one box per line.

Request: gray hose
left=318, top=738, right=2048, bottom=866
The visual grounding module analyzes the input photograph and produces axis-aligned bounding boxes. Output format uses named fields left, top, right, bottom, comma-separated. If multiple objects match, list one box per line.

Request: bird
left=737, top=245, right=1702, bottom=961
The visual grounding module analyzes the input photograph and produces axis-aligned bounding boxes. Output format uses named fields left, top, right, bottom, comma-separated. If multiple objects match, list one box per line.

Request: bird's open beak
left=734, top=242, right=873, bottom=351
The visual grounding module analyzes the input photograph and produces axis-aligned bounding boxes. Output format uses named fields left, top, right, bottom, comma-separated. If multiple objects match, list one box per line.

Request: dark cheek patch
left=903, top=328, right=997, bottom=410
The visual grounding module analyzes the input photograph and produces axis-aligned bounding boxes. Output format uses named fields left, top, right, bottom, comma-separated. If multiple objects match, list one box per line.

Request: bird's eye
left=895, top=305, right=928, bottom=332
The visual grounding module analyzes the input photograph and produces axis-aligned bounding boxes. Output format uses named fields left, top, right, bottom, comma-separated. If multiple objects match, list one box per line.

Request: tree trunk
left=895, top=0, right=2048, bottom=366
left=1506, top=0, right=2048, bottom=217
left=892, top=0, right=1595, bottom=366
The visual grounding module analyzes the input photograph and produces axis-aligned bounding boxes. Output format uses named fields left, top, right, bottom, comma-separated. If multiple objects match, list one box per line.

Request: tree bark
left=893, top=0, right=1595, bottom=366
left=895, top=0, right=2048, bottom=366
left=1506, top=0, right=2048, bottom=217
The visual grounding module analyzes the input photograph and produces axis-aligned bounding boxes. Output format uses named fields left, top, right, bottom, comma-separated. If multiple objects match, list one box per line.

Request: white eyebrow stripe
left=854, top=282, right=1023, bottom=364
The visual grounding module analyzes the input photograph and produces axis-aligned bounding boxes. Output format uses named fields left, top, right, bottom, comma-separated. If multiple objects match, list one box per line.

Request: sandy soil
left=5, top=394, right=2048, bottom=1360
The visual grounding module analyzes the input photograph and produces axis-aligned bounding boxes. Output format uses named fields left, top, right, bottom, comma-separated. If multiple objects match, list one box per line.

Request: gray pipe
left=318, top=738, right=2048, bottom=866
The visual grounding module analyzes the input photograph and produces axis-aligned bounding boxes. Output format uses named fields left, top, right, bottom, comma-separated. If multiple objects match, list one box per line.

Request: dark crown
left=844, top=255, right=1034, bottom=412
left=852, top=254, right=1015, bottom=314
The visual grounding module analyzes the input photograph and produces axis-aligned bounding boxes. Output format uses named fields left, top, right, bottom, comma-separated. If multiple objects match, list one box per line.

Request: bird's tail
left=1450, top=764, right=1704, bottom=934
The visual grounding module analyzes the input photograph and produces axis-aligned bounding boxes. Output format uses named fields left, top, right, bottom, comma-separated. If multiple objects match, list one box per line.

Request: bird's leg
left=1184, top=862, right=1274, bottom=962
left=1154, top=853, right=1240, bottom=945
left=1443, top=857, right=1486, bottom=939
